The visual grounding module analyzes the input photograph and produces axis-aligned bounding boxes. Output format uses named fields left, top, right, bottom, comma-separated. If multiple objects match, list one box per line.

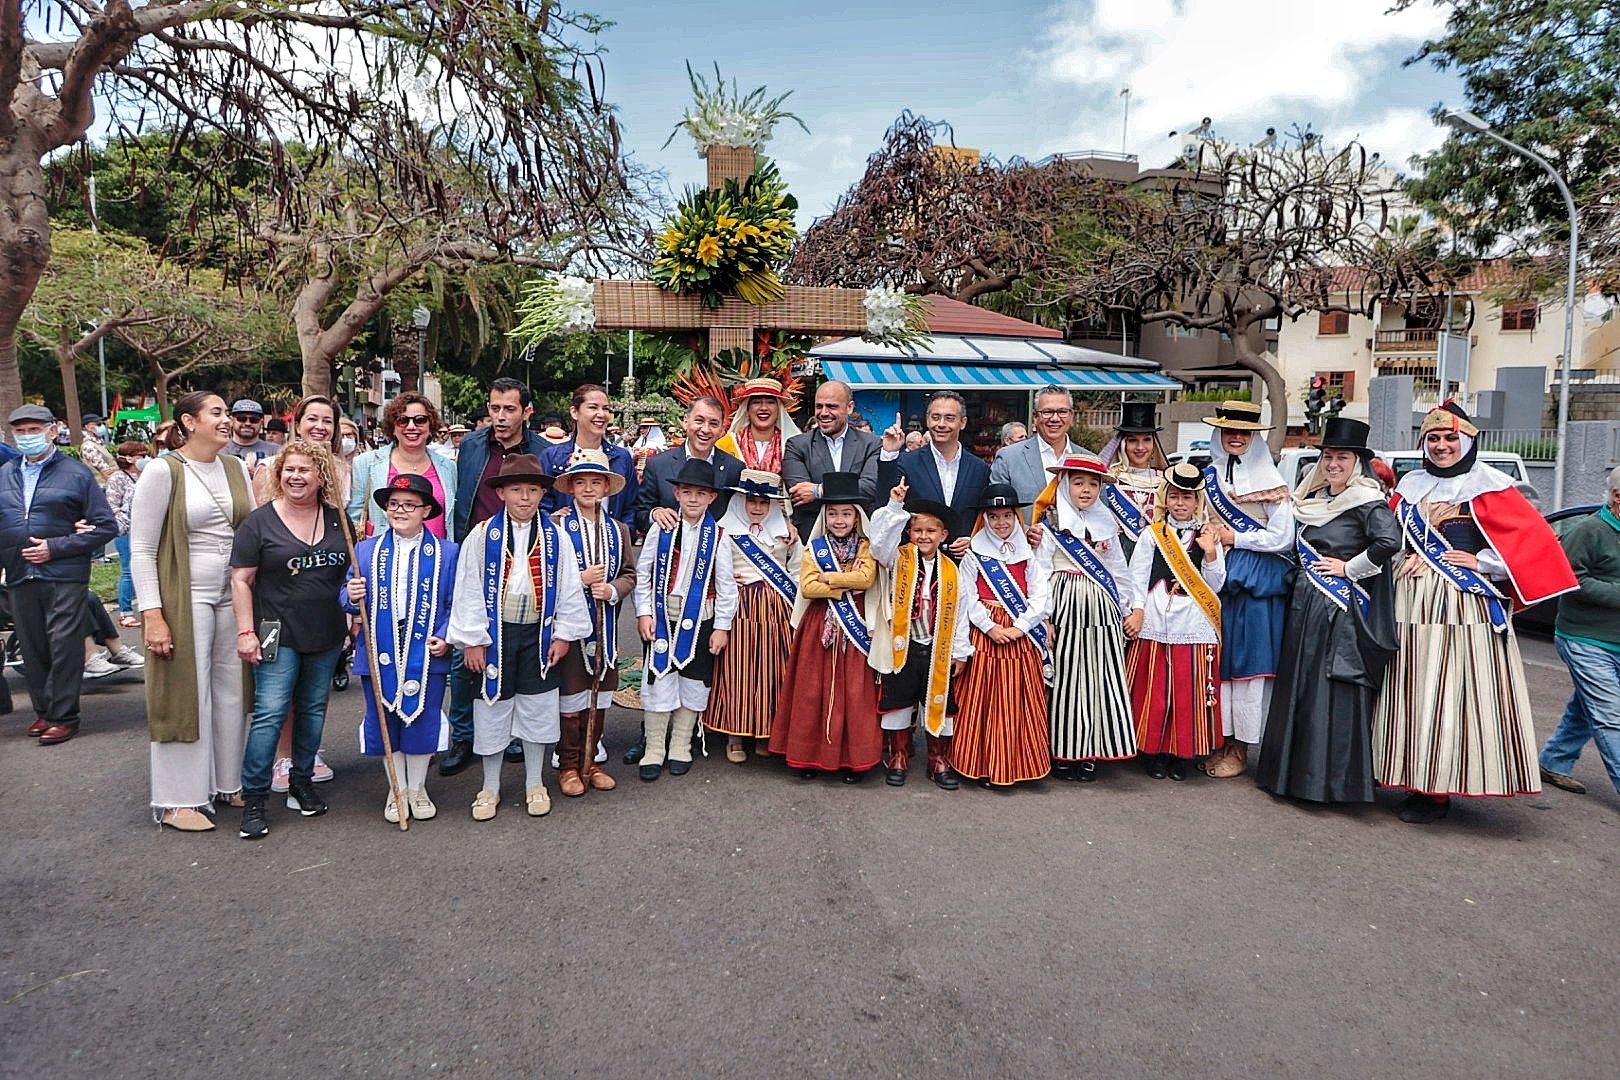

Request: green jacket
left=1555, top=507, right=1620, bottom=648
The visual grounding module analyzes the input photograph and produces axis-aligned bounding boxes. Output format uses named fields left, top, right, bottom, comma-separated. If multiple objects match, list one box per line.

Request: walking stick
left=337, top=511, right=409, bottom=832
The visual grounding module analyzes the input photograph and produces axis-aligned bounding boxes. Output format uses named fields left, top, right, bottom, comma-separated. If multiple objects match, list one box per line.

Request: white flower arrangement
left=862, top=287, right=931, bottom=351
left=508, top=274, right=595, bottom=345
left=665, top=63, right=808, bottom=157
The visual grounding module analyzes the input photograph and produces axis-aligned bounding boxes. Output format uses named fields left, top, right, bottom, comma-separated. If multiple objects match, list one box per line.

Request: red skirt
left=769, top=601, right=882, bottom=772
left=950, top=606, right=1051, bottom=785
left=1127, top=639, right=1221, bottom=759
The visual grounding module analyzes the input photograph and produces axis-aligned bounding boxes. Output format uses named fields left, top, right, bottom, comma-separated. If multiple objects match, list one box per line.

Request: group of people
left=4, top=369, right=1610, bottom=839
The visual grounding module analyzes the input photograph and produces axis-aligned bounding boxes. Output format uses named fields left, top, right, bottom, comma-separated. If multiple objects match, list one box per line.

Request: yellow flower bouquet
left=650, top=162, right=799, bottom=309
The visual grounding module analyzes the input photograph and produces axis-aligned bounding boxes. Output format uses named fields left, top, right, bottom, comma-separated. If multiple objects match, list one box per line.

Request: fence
left=1474, top=428, right=1560, bottom=461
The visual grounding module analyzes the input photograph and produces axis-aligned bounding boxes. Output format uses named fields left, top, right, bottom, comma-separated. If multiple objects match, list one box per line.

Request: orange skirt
left=1127, top=639, right=1221, bottom=759
left=706, top=581, right=791, bottom=738
left=950, top=604, right=1051, bottom=785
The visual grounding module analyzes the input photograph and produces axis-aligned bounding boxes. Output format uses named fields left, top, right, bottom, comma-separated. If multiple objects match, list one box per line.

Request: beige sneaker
left=408, top=788, right=437, bottom=820
left=525, top=785, right=552, bottom=817
left=471, top=789, right=499, bottom=821
left=383, top=791, right=402, bottom=823
left=159, top=807, right=215, bottom=832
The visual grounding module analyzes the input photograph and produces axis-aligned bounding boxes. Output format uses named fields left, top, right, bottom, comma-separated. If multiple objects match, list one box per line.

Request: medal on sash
left=480, top=510, right=561, bottom=703
left=369, top=529, right=441, bottom=723
left=1201, top=465, right=1266, bottom=534
left=1397, top=499, right=1509, bottom=632
left=649, top=518, right=717, bottom=677
left=810, top=537, right=873, bottom=656
left=1296, top=534, right=1370, bottom=617
left=563, top=507, right=621, bottom=676
left=976, top=554, right=1054, bottom=682
left=732, top=533, right=797, bottom=605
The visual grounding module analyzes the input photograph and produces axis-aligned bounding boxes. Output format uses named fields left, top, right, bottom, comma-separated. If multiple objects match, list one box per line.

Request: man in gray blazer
left=782, top=379, right=881, bottom=539
left=990, top=385, right=1081, bottom=505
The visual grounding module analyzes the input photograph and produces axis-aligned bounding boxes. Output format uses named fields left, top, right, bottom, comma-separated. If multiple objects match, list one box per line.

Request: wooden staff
left=582, top=514, right=612, bottom=781
left=337, top=511, right=408, bottom=832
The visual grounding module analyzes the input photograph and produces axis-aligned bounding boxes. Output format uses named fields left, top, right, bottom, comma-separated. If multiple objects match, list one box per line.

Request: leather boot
left=556, top=711, right=586, bottom=777
left=885, top=729, right=910, bottom=786
left=927, top=733, right=959, bottom=790
left=581, top=706, right=615, bottom=790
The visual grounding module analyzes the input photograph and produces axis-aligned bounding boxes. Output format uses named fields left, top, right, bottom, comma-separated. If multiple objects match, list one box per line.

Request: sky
left=591, top=0, right=1465, bottom=226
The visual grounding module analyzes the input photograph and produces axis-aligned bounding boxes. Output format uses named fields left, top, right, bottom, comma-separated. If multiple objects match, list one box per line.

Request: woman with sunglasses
left=346, top=392, right=457, bottom=541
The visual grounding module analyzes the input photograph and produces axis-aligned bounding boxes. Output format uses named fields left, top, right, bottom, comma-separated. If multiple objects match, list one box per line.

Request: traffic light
left=1326, top=393, right=1347, bottom=418
left=1305, top=376, right=1328, bottom=436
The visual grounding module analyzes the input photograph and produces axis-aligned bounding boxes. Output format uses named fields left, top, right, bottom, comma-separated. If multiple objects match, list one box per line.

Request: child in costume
left=869, top=478, right=972, bottom=789
left=552, top=450, right=634, bottom=797
left=447, top=454, right=591, bottom=821
left=951, top=483, right=1052, bottom=787
left=1040, top=454, right=1137, bottom=781
left=633, top=458, right=738, bottom=782
left=1125, top=462, right=1226, bottom=782
left=769, top=471, right=890, bottom=782
left=341, top=473, right=459, bottom=822
left=707, top=469, right=801, bottom=762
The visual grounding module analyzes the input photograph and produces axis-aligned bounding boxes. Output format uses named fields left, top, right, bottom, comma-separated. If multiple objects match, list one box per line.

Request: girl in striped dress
left=1042, top=454, right=1137, bottom=781
left=707, top=470, right=801, bottom=762
left=951, top=483, right=1052, bottom=787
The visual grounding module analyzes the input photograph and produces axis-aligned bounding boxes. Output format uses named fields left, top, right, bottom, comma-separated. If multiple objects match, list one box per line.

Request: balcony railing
left=1371, top=329, right=1479, bottom=352
left=1550, top=367, right=1620, bottom=385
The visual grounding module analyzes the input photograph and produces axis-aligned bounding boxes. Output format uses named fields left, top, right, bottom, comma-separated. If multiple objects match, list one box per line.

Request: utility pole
left=88, top=172, right=108, bottom=417
left=1120, top=86, right=1131, bottom=155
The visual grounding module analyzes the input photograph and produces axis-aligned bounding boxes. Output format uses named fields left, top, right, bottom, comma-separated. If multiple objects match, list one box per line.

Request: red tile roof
left=1310, top=257, right=1556, bottom=295
left=923, top=295, right=1064, bottom=338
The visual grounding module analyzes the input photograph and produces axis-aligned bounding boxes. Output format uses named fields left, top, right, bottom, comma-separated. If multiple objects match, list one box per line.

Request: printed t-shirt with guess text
left=229, top=502, right=352, bottom=654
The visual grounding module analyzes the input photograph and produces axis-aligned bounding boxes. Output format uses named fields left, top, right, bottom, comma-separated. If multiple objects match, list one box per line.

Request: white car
left=1376, top=449, right=1540, bottom=507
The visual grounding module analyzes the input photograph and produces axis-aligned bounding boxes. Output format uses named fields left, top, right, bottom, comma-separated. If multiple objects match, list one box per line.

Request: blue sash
left=480, top=511, right=560, bottom=703
left=810, top=537, right=874, bottom=656
left=1396, top=500, right=1509, bottom=632
left=732, top=533, right=797, bottom=605
left=649, top=517, right=718, bottom=677
left=1048, top=528, right=1121, bottom=607
left=1202, top=466, right=1266, bottom=534
left=561, top=507, right=621, bottom=677
left=368, top=529, right=441, bottom=723
left=1296, top=534, right=1370, bottom=617
left=976, top=554, right=1053, bottom=679
left=1102, top=483, right=1148, bottom=542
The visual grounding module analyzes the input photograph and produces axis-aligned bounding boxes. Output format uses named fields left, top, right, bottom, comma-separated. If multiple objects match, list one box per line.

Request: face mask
left=341, top=437, right=356, bottom=455
left=15, top=432, right=50, bottom=456
left=134, top=458, right=150, bottom=473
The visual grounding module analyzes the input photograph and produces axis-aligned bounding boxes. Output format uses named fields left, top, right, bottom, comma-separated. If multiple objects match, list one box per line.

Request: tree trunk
left=0, top=136, right=54, bottom=441
left=56, top=341, right=82, bottom=440
left=1231, top=315, right=1288, bottom=455
left=148, top=359, right=172, bottom=421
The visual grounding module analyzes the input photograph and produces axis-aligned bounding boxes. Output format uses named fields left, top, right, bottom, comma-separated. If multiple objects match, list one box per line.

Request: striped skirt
left=1127, top=639, right=1220, bottom=759
left=706, top=581, right=792, bottom=739
left=1048, top=572, right=1136, bottom=761
left=1371, top=571, right=1540, bottom=796
left=950, top=603, right=1051, bottom=785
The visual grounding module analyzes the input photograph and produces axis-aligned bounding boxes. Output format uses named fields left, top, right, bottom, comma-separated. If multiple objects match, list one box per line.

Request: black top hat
left=487, top=453, right=553, bottom=489
left=373, top=471, right=444, bottom=520
left=670, top=457, right=719, bottom=492
left=1318, top=417, right=1375, bottom=459
left=814, top=471, right=864, bottom=506
left=976, top=483, right=1026, bottom=510
left=904, top=496, right=958, bottom=539
left=1115, top=401, right=1161, bottom=434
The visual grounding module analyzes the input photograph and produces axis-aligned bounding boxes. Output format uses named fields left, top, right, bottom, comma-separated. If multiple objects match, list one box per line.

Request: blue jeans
left=242, top=646, right=342, bottom=795
left=1540, top=635, right=1620, bottom=793
left=449, top=648, right=475, bottom=744
left=113, top=533, right=135, bottom=615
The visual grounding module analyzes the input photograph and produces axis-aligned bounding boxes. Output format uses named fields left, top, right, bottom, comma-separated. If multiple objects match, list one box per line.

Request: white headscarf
left=718, top=486, right=791, bottom=541
left=1209, top=432, right=1285, bottom=496
left=970, top=511, right=1035, bottom=564
left=1291, top=455, right=1385, bottom=527
left=1053, top=470, right=1120, bottom=543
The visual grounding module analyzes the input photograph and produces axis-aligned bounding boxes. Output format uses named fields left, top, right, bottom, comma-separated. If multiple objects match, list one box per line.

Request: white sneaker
left=271, top=757, right=292, bottom=793
left=595, top=740, right=608, bottom=764
left=83, top=653, right=119, bottom=679
left=312, top=750, right=334, bottom=783
left=106, top=644, right=144, bottom=667
left=383, top=791, right=402, bottom=823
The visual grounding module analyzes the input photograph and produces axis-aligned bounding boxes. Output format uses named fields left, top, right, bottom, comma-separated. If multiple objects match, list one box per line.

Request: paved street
left=2, top=627, right=1617, bottom=1079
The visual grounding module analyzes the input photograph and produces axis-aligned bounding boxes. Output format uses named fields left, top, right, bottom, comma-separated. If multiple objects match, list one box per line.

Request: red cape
left=1392, top=487, right=1577, bottom=608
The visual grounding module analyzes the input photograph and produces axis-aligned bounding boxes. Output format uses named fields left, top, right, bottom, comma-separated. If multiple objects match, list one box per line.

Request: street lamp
left=1438, top=108, right=1579, bottom=510
left=412, top=306, right=431, bottom=382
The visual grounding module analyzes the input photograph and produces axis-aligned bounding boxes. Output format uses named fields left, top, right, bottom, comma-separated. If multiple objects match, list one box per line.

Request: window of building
left=1501, top=300, right=1539, bottom=331
left=1317, top=311, right=1350, bottom=336
left=1315, top=370, right=1356, bottom=401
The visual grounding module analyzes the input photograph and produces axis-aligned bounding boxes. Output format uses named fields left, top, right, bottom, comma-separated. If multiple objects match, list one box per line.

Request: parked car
left=1376, top=449, right=1542, bottom=509
left=1512, top=504, right=1599, bottom=636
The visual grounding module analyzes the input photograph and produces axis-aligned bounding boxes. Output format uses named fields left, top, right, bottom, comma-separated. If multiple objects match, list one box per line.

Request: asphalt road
left=2, top=626, right=1616, bottom=1079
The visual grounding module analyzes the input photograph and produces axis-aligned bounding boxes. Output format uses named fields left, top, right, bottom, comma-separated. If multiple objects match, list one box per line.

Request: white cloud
left=1035, top=0, right=1450, bottom=159
left=1324, top=106, right=1449, bottom=172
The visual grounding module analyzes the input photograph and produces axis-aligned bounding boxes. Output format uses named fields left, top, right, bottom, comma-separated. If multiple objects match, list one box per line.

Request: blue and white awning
left=808, top=332, right=1181, bottom=393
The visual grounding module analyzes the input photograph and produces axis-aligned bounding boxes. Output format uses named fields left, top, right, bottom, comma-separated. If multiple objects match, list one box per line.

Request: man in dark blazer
left=633, top=395, right=743, bottom=536
left=875, top=390, right=990, bottom=556
left=782, top=379, right=881, bottom=540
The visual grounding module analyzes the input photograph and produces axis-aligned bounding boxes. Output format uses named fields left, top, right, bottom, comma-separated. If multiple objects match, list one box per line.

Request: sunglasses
left=396, top=414, right=432, bottom=427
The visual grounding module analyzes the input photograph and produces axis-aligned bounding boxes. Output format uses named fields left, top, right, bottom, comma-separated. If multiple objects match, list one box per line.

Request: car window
left=1491, top=459, right=1524, bottom=480
left=1391, top=457, right=1423, bottom=478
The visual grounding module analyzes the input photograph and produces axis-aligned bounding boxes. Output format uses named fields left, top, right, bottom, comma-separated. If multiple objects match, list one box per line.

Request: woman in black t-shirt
left=229, top=441, right=351, bottom=840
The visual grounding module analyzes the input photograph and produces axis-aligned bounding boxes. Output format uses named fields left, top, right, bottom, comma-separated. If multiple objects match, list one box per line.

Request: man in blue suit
left=876, top=390, right=990, bottom=557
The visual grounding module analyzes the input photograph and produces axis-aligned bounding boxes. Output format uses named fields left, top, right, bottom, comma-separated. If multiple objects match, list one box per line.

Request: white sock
left=389, top=752, right=407, bottom=798
left=481, top=754, right=503, bottom=796
left=522, top=740, right=549, bottom=790
left=403, top=753, right=431, bottom=792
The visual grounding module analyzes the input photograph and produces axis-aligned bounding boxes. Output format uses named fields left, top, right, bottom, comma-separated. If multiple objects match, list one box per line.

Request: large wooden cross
left=592, top=146, right=869, bottom=359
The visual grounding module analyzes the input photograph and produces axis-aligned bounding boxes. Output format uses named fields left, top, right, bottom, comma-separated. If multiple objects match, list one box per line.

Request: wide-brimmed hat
left=1202, top=399, right=1269, bottom=431
left=487, top=453, right=553, bottom=489
left=447, top=423, right=469, bottom=435
left=730, top=468, right=789, bottom=500
left=735, top=377, right=786, bottom=401
left=670, top=457, right=719, bottom=492
left=373, top=471, right=444, bottom=520
left=1318, top=417, right=1375, bottom=460
left=541, top=423, right=569, bottom=445
left=1115, top=401, right=1161, bottom=434
left=553, top=448, right=626, bottom=496
left=1047, top=452, right=1114, bottom=480
left=814, top=471, right=864, bottom=506
left=904, top=496, right=958, bottom=539
left=1164, top=462, right=1205, bottom=491
left=976, top=483, right=1026, bottom=510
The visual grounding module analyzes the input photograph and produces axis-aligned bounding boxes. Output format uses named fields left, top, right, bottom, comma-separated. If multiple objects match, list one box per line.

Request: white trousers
left=473, top=690, right=561, bottom=756
left=640, top=670, right=710, bottom=713
left=1220, top=677, right=1272, bottom=744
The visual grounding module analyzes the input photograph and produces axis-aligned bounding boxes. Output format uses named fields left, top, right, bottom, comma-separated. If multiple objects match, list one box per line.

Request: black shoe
left=667, top=759, right=692, bottom=777
left=841, top=769, right=864, bottom=784
left=1074, top=761, right=1099, bottom=783
left=886, top=768, right=907, bottom=787
left=1143, top=754, right=1167, bottom=780
left=1396, top=793, right=1450, bottom=824
left=503, top=740, right=525, bottom=763
left=799, top=768, right=819, bottom=780
left=1166, top=758, right=1187, bottom=782
left=331, top=669, right=349, bottom=691
left=239, top=795, right=269, bottom=840
left=285, top=777, right=329, bottom=816
left=639, top=763, right=662, bottom=782
left=438, top=739, right=474, bottom=776
left=623, top=742, right=645, bottom=765
left=930, top=769, right=959, bottom=791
